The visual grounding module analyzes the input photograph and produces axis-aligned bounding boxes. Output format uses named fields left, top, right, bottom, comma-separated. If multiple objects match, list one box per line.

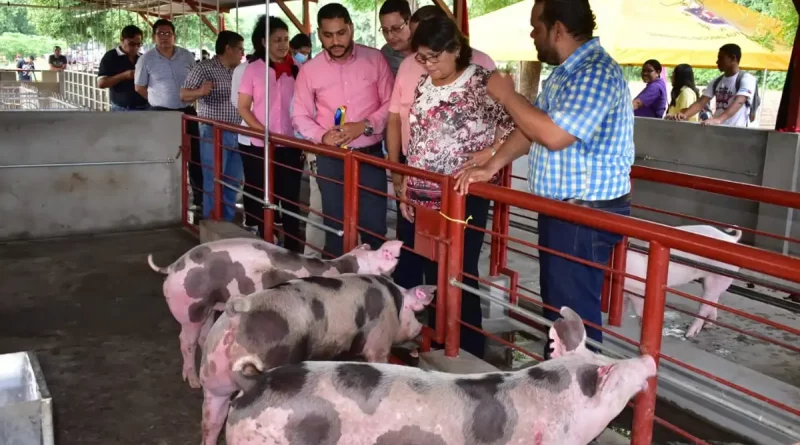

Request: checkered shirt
left=183, top=57, right=241, bottom=124
left=527, top=38, right=634, bottom=201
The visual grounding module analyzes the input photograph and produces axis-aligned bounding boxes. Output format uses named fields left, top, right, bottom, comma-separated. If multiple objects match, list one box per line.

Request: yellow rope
left=438, top=212, right=473, bottom=229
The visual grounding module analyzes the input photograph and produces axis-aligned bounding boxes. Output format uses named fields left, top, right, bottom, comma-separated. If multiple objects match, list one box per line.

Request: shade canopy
left=469, top=0, right=792, bottom=71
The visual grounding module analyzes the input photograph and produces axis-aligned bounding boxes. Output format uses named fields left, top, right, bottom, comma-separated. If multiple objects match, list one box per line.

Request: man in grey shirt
left=134, top=19, right=196, bottom=110
left=135, top=18, right=203, bottom=214
left=378, top=0, right=412, bottom=76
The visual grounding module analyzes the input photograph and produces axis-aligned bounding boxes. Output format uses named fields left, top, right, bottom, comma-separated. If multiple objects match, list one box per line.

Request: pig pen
left=0, top=228, right=204, bottom=444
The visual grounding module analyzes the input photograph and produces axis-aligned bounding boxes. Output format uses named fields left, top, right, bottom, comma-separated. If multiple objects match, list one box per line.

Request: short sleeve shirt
left=135, top=46, right=196, bottom=109
left=98, top=47, right=148, bottom=109
left=702, top=72, right=757, bottom=127
left=48, top=54, right=67, bottom=69
left=182, top=57, right=241, bottom=124
left=528, top=38, right=634, bottom=202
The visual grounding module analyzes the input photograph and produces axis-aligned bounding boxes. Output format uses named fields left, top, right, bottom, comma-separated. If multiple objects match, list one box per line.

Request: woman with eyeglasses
left=393, top=15, right=515, bottom=360
left=632, top=59, right=667, bottom=118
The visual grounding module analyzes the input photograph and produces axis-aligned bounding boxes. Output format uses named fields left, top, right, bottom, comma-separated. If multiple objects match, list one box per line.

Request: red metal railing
left=180, top=116, right=800, bottom=445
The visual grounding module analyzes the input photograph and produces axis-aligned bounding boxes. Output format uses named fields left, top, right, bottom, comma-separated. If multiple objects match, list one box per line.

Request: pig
left=624, top=225, right=743, bottom=337
left=224, top=306, right=657, bottom=445
left=198, top=274, right=436, bottom=445
left=146, top=238, right=403, bottom=388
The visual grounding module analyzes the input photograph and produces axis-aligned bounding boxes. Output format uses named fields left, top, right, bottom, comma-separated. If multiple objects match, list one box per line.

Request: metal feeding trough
left=0, top=351, right=54, bottom=445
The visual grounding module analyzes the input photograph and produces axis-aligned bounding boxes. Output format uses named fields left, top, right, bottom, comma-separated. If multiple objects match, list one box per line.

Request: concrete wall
left=0, top=111, right=183, bottom=240
left=510, top=117, right=800, bottom=255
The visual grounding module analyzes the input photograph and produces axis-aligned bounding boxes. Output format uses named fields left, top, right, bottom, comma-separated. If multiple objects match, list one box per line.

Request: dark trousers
left=538, top=201, right=630, bottom=359
left=392, top=196, right=490, bottom=359
left=153, top=105, right=202, bottom=208
left=240, top=143, right=304, bottom=252
left=316, top=143, right=388, bottom=258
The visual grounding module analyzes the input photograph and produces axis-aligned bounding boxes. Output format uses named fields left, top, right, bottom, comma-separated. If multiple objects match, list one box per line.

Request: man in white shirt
left=677, top=43, right=757, bottom=127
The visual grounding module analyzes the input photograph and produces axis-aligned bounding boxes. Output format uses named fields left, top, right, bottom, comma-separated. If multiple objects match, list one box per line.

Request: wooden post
left=518, top=61, right=542, bottom=103
left=302, top=0, right=311, bottom=34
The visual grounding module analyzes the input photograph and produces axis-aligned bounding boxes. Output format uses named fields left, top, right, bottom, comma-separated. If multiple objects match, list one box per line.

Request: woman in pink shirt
left=238, top=16, right=303, bottom=252
left=393, top=16, right=515, bottom=359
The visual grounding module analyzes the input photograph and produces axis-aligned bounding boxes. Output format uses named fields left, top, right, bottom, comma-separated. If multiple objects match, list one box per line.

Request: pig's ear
left=548, top=306, right=587, bottom=358
left=355, top=243, right=371, bottom=251
left=405, top=285, right=435, bottom=311
left=381, top=240, right=403, bottom=258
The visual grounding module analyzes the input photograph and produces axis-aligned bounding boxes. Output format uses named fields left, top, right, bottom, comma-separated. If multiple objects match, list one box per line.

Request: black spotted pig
left=146, top=238, right=403, bottom=388
left=225, top=306, right=657, bottom=445
left=199, top=274, right=436, bottom=445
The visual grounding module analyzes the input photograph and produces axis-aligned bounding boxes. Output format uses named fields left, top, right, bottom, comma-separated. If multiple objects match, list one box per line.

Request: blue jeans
left=538, top=201, right=630, bottom=358
left=199, top=123, right=243, bottom=221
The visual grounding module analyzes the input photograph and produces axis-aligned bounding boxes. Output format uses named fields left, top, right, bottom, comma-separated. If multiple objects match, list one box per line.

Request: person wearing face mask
left=238, top=16, right=304, bottom=251
left=292, top=3, right=394, bottom=258
left=290, top=33, right=312, bottom=65
left=632, top=58, right=667, bottom=119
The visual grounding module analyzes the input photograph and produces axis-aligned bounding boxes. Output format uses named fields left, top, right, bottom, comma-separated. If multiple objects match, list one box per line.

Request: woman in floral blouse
left=393, top=15, right=515, bottom=359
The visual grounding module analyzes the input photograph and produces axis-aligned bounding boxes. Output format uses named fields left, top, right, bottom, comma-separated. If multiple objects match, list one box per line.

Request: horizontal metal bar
left=449, top=279, right=800, bottom=442
left=215, top=179, right=344, bottom=237
left=635, top=155, right=758, bottom=177
left=0, top=159, right=175, bottom=169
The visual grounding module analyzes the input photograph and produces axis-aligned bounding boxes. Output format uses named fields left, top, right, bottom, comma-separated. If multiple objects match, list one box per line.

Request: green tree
left=0, top=7, right=35, bottom=34
left=0, top=31, right=65, bottom=61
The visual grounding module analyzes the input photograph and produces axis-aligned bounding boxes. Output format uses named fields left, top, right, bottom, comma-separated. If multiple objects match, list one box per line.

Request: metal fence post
left=342, top=152, right=359, bottom=252
left=608, top=238, right=629, bottom=326
left=213, top=126, right=223, bottom=220
left=631, top=240, right=669, bottom=445
left=444, top=191, right=466, bottom=358
left=263, top=142, right=275, bottom=242
left=180, top=117, right=189, bottom=226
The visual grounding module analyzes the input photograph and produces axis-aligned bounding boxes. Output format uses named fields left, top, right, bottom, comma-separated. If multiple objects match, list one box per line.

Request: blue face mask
left=293, top=52, right=308, bottom=65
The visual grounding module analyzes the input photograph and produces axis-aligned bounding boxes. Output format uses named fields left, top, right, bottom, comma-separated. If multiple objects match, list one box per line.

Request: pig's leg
left=201, top=388, right=230, bottom=445
left=363, top=346, right=390, bottom=363
left=686, top=274, right=732, bottom=337
left=179, top=321, right=204, bottom=389
left=197, top=315, right=215, bottom=354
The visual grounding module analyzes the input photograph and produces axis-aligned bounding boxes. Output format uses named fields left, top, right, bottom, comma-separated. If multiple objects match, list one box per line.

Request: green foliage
left=0, top=31, right=65, bottom=61
left=0, top=7, right=35, bottom=34
left=731, top=0, right=798, bottom=45
left=468, top=0, right=517, bottom=18
left=621, top=65, right=786, bottom=90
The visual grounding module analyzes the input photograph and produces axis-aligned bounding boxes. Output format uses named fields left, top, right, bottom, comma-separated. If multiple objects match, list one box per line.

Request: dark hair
left=535, top=0, right=596, bottom=42
left=410, top=4, right=446, bottom=24
left=719, top=43, right=742, bottom=63
left=215, top=30, right=243, bottom=55
left=669, top=63, right=700, bottom=108
left=290, top=33, right=312, bottom=50
left=251, top=15, right=266, bottom=61
left=379, top=0, right=411, bottom=20
left=643, top=59, right=662, bottom=75
left=317, top=3, right=352, bottom=27
left=121, top=25, right=143, bottom=40
left=411, top=15, right=471, bottom=71
left=152, top=19, right=175, bottom=34
left=269, top=16, right=289, bottom=36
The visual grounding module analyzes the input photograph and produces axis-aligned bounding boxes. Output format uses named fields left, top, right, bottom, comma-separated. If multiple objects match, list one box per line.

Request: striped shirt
left=134, top=46, right=195, bottom=109
left=528, top=38, right=634, bottom=201
left=184, top=56, right=240, bottom=124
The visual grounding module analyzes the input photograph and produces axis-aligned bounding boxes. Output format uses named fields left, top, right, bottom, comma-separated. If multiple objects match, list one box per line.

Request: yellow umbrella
left=469, top=0, right=791, bottom=71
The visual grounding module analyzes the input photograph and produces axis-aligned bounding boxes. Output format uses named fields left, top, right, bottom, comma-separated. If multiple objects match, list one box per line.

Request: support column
left=518, top=61, right=542, bottom=103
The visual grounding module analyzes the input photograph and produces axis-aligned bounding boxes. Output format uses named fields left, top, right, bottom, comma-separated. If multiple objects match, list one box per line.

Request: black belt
left=348, top=142, right=383, bottom=155
left=563, top=193, right=631, bottom=209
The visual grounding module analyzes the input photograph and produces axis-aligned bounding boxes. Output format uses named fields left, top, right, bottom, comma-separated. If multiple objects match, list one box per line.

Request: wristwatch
left=363, top=120, right=374, bottom=137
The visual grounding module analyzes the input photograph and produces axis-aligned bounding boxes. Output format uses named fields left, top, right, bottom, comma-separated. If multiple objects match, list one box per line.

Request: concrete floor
left=0, top=228, right=203, bottom=445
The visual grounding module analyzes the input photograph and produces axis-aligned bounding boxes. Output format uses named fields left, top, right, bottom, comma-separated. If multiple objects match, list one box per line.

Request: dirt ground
left=0, top=227, right=206, bottom=445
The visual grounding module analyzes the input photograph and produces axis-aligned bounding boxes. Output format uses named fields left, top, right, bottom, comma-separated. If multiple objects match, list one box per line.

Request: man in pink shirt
left=292, top=3, right=394, bottom=257
left=386, top=4, right=496, bottom=197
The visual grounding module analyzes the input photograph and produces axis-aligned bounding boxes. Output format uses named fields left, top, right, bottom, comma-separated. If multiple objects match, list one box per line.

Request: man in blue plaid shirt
left=456, top=0, right=634, bottom=358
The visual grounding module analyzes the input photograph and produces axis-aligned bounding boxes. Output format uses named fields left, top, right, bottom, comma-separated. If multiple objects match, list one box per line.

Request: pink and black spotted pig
left=225, top=307, right=657, bottom=445
left=198, top=273, right=436, bottom=445
left=146, top=238, right=403, bottom=388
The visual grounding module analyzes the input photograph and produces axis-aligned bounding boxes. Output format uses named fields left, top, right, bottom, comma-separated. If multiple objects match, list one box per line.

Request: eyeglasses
left=156, top=31, right=174, bottom=37
left=380, top=21, right=407, bottom=36
left=415, top=50, right=443, bottom=65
